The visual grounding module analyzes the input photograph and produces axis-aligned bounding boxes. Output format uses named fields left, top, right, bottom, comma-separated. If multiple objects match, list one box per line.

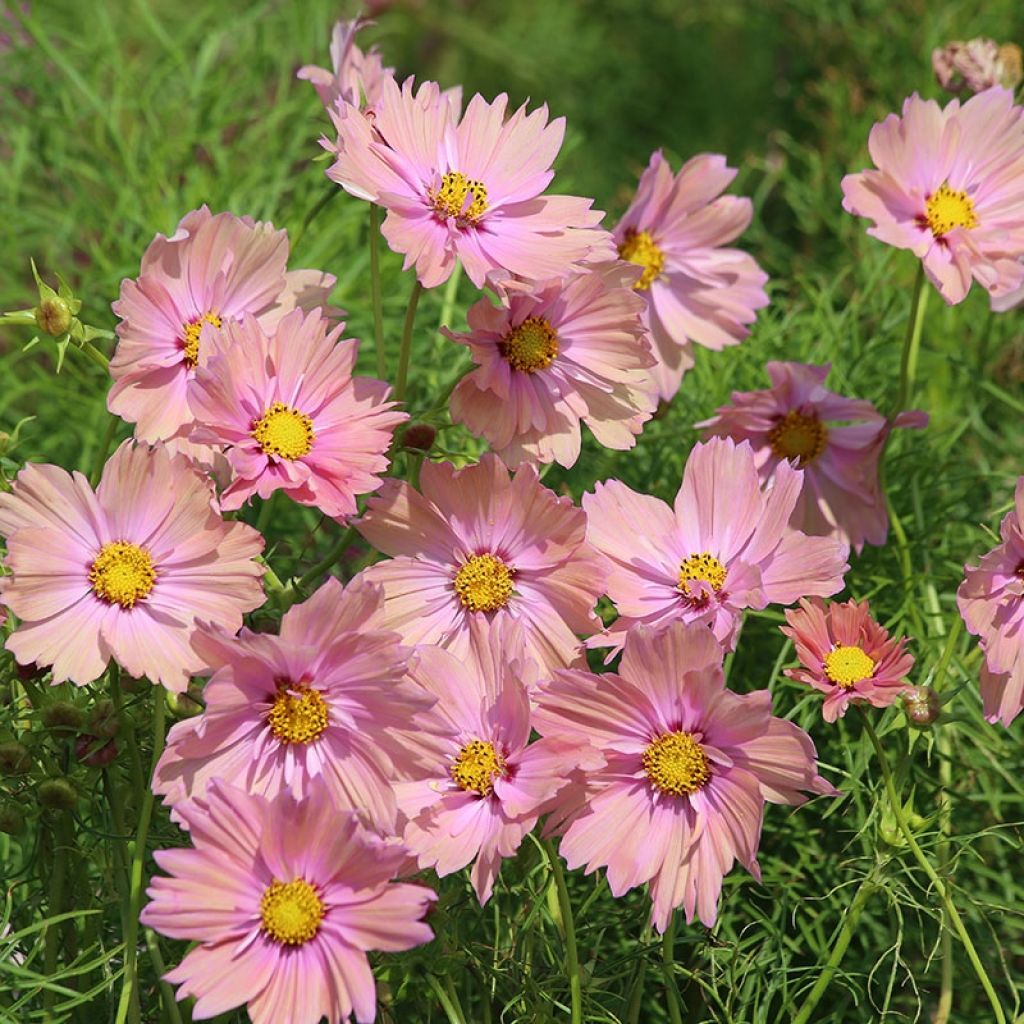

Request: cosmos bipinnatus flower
left=932, top=38, right=1023, bottom=94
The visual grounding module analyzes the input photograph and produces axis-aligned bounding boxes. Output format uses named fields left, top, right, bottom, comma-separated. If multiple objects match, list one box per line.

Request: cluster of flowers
left=3, top=15, right=1024, bottom=1024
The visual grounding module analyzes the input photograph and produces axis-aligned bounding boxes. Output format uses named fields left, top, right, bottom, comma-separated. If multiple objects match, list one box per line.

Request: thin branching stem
left=369, top=203, right=387, bottom=381
left=395, top=279, right=423, bottom=404
left=542, top=838, right=583, bottom=1024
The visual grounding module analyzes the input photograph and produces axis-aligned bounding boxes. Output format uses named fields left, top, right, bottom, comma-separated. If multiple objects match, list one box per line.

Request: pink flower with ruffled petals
left=698, top=361, right=928, bottom=552
left=612, top=150, right=769, bottom=402
left=398, top=620, right=593, bottom=903
left=583, top=436, right=849, bottom=652
left=781, top=597, right=915, bottom=722
left=957, top=478, right=1024, bottom=726
left=533, top=622, right=835, bottom=932
left=153, top=577, right=445, bottom=834
left=141, top=780, right=435, bottom=1024
left=109, top=206, right=337, bottom=445
left=326, top=77, right=614, bottom=288
left=446, top=263, right=657, bottom=468
left=841, top=89, right=1024, bottom=306
left=297, top=18, right=394, bottom=114
left=353, top=453, right=607, bottom=674
left=0, top=442, right=263, bottom=690
left=188, top=309, right=405, bottom=520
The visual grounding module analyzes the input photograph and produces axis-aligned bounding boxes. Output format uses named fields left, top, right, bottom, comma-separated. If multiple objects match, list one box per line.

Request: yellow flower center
left=252, top=402, right=315, bottom=460
left=501, top=316, right=559, bottom=373
left=267, top=684, right=329, bottom=744
left=678, top=552, right=727, bottom=597
left=259, top=879, right=324, bottom=945
left=430, top=170, right=488, bottom=223
left=823, top=645, right=876, bottom=689
left=181, top=312, right=222, bottom=368
left=768, top=410, right=829, bottom=464
left=453, top=554, right=515, bottom=612
left=642, top=731, right=712, bottom=797
left=618, top=229, right=665, bottom=290
left=450, top=739, right=506, bottom=796
left=924, top=184, right=978, bottom=237
left=89, top=542, right=157, bottom=608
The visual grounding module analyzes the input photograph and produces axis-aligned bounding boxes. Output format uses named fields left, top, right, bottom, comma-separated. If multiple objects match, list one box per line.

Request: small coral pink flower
left=583, top=436, right=849, bottom=652
left=534, top=622, right=835, bottom=931
left=142, top=780, right=435, bottom=1024
left=957, top=478, right=1024, bottom=725
left=109, top=206, right=337, bottom=445
left=153, top=577, right=444, bottom=834
left=398, top=621, right=593, bottom=903
left=781, top=597, right=915, bottom=722
left=297, top=17, right=395, bottom=114
left=0, top=442, right=264, bottom=690
left=446, top=263, right=657, bottom=468
left=698, top=361, right=928, bottom=552
left=326, top=77, right=613, bottom=288
left=354, top=453, right=607, bottom=674
left=188, top=309, right=405, bottom=520
left=841, top=89, right=1024, bottom=306
left=612, top=150, right=769, bottom=401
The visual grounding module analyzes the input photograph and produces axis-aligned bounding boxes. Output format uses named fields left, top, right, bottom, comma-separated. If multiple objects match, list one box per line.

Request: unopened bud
left=0, top=806, right=24, bottom=836
left=35, top=296, right=73, bottom=337
left=88, top=699, right=119, bottom=738
left=15, top=661, right=48, bottom=682
left=37, top=778, right=77, bottom=811
left=75, top=736, right=118, bottom=768
left=166, top=686, right=203, bottom=719
left=402, top=423, right=436, bottom=452
left=997, top=43, right=1023, bottom=89
left=41, top=701, right=85, bottom=735
left=0, top=741, right=32, bottom=776
left=902, top=685, right=941, bottom=728
left=0, top=431, right=10, bottom=457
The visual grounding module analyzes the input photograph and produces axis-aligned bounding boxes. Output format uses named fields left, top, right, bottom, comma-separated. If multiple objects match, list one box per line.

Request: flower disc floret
left=678, top=552, right=726, bottom=596
left=618, top=229, right=665, bottom=290
left=259, top=878, right=324, bottom=945
left=89, top=542, right=157, bottom=608
left=181, top=312, right=222, bottom=368
left=430, top=171, right=488, bottom=224
left=450, top=739, right=506, bottom=796
left=642, top=730, right=712, bottom=797
left=823, top=645, right=876, bottom=688
left=924, top=184, right=979, bottom=237
left=453, top=554, right=515, bottom=612
left=767, top=410, right=829, bottom=464
left=267, top=685, right=329, bottom=744
left=500, top=316, right=559, bottom=373
left=251, top=401, right=315, bottom=460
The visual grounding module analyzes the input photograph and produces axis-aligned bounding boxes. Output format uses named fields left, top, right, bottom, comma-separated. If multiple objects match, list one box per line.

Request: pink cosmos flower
left=398, top=620, right=594, bottom=903
left=533, top=622, right=835, bottom=931
left=326, top=77, right=614, bottom=288
left=932, top=39, right=1023, bottom=95
left=297, top=17, right=395, bottom=114
left=612, top=150, right=770, bottom=402
left=0, top=442, right=264, bottom=690
left=446, top=263, right=657, bottom=468
left=354, top=453, right=607, bottom=674
left=957, top=478, right=1024, bottom=726
left=109, top=205, right=337, bottom=445
left=697, top=361, right=928, bottom=553
left=841, top=89, right=1024, bottom=306
left=153, top=577, right=444, bottom=833
left=142, top=780, right=435, bottom=1024
left=781, top=597, right=915, bottom=722
left=583, top=436, right=849, bottom=652
left=188, top=309, right=405, bottom=519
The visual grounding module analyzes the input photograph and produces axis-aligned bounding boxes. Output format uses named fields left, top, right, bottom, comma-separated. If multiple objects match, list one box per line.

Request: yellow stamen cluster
left=430, top=171, right=488, bottom=223
left=924, top=184, right=978, bottom=237
left=642, top=731, right=712, bottom=797
left=618, top=229, right=665, bottom=290
left=259, top=879, right=324, bottom=945
left=768, top=410, right=829, bottom=465
left=453, top=554, right=515, bottom=612
left=89, top=542, right=157, bottom=608
left=823, top=645, right=876, bottom=689
left=678, top=552, right=727, bottom=597
left=252, top=402, right=315, bottom=460
left=450, top=739, right=506, bottom=796
left=267, top=685, right=329, bottom=744
left=500, top=316, right=559, bottom=373
left=181, top=312, right=223, bottom=368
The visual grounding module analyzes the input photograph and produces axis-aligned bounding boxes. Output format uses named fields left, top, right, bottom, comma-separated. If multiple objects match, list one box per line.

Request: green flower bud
left=35, top=296, right=73, bottom=337
left=41, top=701, right=85, bottom=734
left=88, top=699, right=119, bottom=739
left=37, top=778, right=77, bottom=812
left=902, top=685, right=941, bottom=728
left=0, top=741, right=32, bottom=776
left=402, top=423, right=437, bottom=452
left=0, top=806, right=25, bottom=836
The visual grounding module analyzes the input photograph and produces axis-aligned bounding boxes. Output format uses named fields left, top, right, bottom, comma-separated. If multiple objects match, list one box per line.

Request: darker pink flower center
left=450, top=739, right=506, bottom=796
left=768, top=410, right=829, bottom=464
left=260, top=878, right=324, bottom=945
left=430, top=170, right=488, bottom=224
left=642, top=731, right=711, bottom=796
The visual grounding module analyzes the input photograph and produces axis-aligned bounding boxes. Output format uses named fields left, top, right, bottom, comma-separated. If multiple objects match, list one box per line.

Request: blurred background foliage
left=2, top=0, right=1024, bottom=1021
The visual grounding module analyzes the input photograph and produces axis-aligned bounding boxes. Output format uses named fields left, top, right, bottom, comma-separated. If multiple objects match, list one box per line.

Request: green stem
left=437, top=260, right=462, bottom=337
left=427, top=973, right=467, bottom=1024
left=790, top=875, right=876, bottom=1024
left=395, top=280, right=423, bottom=404
left=144, top=928, right=185, bottom=1024
left=861, top=714, right=1005, bottom=1024
left=43, top=814, right=73, bottom=1020
left=625, top=924, right=653, bottom=1024
left=296, top=526, right=356, bottom=591
left=290, top=184, right=339, bottom=252
left=542, top=838, right=583, bottom=1024
left=894, top=262, right=928, bottom=416
left=368, top=204, right=387, bottom=382
left=256, top=489, right=278, bottom=536
left=662, top=913, right=683, bottom=1024
left=113, top=695, right=166, bottom=1024
left=80, top=340, right=110, bottom=372
left=89, top=416, right=119, bottom=487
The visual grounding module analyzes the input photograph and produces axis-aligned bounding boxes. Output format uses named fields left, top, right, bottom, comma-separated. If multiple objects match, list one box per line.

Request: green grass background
left=2, top=0, right=1024, bottom=1021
